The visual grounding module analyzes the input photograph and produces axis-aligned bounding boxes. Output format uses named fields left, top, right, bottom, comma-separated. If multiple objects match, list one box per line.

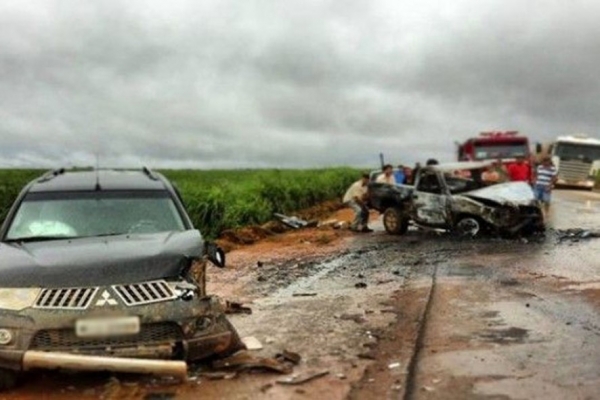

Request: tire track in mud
left=403, top=264, right=438, bottom=400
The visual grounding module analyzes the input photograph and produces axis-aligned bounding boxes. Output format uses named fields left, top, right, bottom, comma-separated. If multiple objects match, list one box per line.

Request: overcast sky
left=1, top=0, right=599, bottom=169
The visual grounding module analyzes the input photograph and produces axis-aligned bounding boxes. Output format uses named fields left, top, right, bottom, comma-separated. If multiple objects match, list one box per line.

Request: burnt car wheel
left=0, top=369, right=18, bottom=391
left=455, top=216, right=483, bottom=237
left=383, top=207, right=409, bottom=235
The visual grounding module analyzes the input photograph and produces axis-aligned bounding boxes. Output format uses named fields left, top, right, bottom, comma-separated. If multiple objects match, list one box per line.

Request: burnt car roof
left=28, top=169, right=169, bottom=192
left=428, top=161, right=495, bottom=172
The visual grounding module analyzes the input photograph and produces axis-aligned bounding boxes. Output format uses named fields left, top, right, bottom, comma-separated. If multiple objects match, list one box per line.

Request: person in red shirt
left=507, top=156, right=530, bottom=182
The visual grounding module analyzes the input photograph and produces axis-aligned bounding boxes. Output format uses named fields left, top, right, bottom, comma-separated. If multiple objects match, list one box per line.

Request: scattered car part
left=241, top=336, right=263, bottom=351
left=275, top=350, right=302, bottom=365
left=212, top=351, right=293, bottom=374
left=22, top=351, right=188, bottom=379
left=276, top=370, right=329, bottom=385
left=225, top=301, right=253, bottom=315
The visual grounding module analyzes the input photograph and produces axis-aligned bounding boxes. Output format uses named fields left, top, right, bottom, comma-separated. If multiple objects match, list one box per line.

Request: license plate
left=75, top=316, right=140, bottom=338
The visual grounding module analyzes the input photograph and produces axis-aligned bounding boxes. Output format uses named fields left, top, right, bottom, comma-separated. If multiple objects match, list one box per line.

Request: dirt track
left=3, top=190, right=600, bottom=400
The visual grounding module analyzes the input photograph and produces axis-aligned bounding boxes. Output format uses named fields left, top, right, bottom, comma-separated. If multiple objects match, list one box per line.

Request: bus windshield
left=554, top=142, right=600, bottom=162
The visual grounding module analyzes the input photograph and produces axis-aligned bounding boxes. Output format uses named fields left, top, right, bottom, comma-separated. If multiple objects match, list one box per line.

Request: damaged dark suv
left=0, top=168, right=244, bottom=390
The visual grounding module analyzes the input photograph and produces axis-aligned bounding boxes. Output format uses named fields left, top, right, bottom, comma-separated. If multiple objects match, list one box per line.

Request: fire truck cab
left=457, top=131, right=533, bottom=180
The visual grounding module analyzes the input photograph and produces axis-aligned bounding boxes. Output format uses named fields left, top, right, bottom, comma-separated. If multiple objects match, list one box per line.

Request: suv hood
left=462, top=182, right=536, bottom=206
left=0, top=230, right=204, bottom=287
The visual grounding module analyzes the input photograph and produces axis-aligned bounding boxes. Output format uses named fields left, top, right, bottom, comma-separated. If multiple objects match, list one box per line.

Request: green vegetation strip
left=0, top=168, right=360, bottom=239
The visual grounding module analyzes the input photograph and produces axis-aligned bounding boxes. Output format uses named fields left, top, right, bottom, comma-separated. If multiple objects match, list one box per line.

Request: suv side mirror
left=206, top=242, right=226, bottom=268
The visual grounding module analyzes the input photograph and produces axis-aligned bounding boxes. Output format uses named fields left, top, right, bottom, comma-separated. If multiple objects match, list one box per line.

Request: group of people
left=342, top=159, right=440, bottom=232
left=343, top=156, right=558, bottom=233
left=481, top=155, right=558, bottom=213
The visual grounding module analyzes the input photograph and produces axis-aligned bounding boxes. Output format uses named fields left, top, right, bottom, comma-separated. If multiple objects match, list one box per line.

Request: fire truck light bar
left=479, top=131, right=519, bottom=137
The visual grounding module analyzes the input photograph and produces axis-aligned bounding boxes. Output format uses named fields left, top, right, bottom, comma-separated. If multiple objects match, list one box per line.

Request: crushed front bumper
left=0, top=296, right=240, bottom=374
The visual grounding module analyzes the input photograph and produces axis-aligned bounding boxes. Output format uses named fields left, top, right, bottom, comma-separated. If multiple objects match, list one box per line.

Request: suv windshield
left=5, top=190, right=186, bottom=241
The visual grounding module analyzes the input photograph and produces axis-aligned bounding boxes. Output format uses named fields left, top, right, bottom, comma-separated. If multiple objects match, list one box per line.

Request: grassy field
left=0, top=168, right=360, bottom=238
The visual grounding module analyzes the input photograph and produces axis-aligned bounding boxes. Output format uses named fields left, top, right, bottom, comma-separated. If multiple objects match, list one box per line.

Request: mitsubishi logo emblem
left=95, top=290, right=118, bottom=307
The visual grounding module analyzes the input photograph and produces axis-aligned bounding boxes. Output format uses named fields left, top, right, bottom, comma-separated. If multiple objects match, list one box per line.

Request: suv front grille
left=112, top=280, right=177, bottom=307
left=34, top=287, right=99, bottom=310
left=30, top=322, right=183, bottom=351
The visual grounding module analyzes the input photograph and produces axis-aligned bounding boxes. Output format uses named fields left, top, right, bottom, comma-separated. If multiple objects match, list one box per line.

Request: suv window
left=5, top=190, right=186, bottom=241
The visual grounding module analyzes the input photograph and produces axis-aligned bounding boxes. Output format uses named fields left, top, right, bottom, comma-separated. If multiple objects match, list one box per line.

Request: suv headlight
left=0, top=329, right=13, bottom=345
left=0, top=288, right=41, bottom=311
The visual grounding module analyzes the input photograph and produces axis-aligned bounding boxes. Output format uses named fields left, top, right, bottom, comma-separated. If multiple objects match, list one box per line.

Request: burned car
left=0, top=168, right=243, bottom=390
left=368, top=162, right=544, bottom=236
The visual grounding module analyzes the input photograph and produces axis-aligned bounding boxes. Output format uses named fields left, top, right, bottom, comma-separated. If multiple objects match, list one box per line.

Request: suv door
left=412, top=170, right=449, bottom=227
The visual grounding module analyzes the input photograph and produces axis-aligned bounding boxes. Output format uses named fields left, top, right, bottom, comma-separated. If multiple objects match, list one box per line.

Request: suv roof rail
left=142, top=166, right=159, bottom=181
left=37, top=168, right=66, bottom=183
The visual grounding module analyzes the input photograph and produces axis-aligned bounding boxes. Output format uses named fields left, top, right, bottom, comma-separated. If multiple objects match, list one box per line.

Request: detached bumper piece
left=22, top=351, right=187, bottom=379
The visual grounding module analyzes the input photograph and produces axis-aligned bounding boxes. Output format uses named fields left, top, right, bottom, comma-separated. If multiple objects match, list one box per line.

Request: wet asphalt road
left=2, top=189, right=600, bottom=400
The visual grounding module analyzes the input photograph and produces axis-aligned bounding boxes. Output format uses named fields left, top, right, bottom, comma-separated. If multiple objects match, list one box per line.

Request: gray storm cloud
left=1, top=0, right=600, bottom=168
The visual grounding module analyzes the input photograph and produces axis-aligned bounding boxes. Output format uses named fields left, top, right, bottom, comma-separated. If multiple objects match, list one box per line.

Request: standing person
left=343, top=173, right=373, bottom=233
left=411, top=162, right=422, bottom=184
left=493, top=159, right=509, bottom=182
left=376, top=164, right=397, bottom=185
left=403, top=166, right=413, bottom=185
left=481, top=164, right=500, bottom=185
left=507, top=156, right=530, bottom=182
left=394, top=165, right=406, bottom=184
left=533, top=156, right=558, bottom=216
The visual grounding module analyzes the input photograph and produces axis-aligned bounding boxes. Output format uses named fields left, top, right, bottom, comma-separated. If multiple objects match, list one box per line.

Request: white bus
left=548, top=135, right=600, bottom=190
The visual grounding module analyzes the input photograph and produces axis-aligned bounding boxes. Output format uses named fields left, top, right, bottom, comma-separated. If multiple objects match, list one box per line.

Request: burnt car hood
left=0, top=230, right=204, bottom=288
left=462, top=182, right=537, bottom=206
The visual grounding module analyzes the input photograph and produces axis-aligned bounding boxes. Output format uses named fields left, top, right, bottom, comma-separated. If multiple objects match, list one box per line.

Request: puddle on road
left=478, top=327, right=529, bottom=344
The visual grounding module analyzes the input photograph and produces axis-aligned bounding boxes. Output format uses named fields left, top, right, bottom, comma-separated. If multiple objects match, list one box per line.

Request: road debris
left=292, top=292, right=318, bottom=297
left=357, top=352, right=377, bottom=360
left=260, top=383, right=274, bottom=393
left=197, top=371, right=238, bottom=380
left=554, top=228, right=600, bottom=242
left=212, top=351, right=293, bottom=374
left=274, top=213, right=318, bottom=229
left=339, top=313, right=366, bottom=324
left=275, top=350, right=302, bottom=365
left=388, top=362, right=401, bottom=369
left=224, top=301, right=253, bottom=315
left=276, top=370, right=329, bottom=385
left=355, top=282, right=368, bottom=289
left=241, top=337, right=263, bottom=351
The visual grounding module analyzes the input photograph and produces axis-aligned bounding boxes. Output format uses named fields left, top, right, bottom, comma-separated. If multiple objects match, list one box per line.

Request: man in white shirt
left=376, top=164, right=397, bottom=185
left=343, top=173, right=372, bottom=233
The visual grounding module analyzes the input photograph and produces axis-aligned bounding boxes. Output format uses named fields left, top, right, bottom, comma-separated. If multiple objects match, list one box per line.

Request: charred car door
left=412, top=170, right=449, bottom=227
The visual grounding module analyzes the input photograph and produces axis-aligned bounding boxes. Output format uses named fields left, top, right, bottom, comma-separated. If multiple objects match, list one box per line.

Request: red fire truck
left=456, top=131, right=534, bottom=181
